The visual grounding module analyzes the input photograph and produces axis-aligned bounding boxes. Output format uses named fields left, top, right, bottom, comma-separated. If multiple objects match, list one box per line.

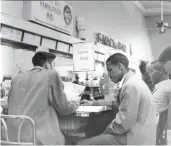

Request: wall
left=145, top=15, right=171, bottom=60
left=1, top=1, right=24, bottom=19
left=67, top=1, right=153, bottom=61
left=1, top=1, right=153, bottom=61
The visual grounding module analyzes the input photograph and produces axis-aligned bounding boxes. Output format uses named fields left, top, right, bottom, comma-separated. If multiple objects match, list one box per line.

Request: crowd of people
left=1, top=46, right=171, bottom=145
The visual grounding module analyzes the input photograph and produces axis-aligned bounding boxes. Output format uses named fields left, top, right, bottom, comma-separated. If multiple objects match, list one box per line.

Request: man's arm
left=93, top=99, right=118, bottom=108
left=153, top=87, right=170, bottom=115
left=49, top=71, right=79, bottom=116
left=107, top=84, right=140, bottom=135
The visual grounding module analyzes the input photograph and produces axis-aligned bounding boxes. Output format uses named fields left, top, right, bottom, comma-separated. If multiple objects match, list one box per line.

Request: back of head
left=151, top=60, right=163, bottom=71
left=106, top=53, right=129, bottom=69
left=32, top=51, right=56, bottom=67
left=151, top=60, right=168, bottom=75
left=139, top=61, right=148, bottom=75
left=159, top=46, right=171, bottom=62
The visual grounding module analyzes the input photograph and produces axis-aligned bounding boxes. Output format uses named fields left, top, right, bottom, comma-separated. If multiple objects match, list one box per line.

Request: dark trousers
left=77, top=134, right=122, bottom=145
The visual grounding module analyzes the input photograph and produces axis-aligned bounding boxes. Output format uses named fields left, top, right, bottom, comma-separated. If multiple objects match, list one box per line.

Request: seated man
left=149, top=60, right=171, bottom=144
left=5, top=49, right=79, bottom=145
left=79, top=53, right=156, bottom=145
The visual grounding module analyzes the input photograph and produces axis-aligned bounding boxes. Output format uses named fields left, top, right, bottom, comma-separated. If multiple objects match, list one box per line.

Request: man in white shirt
left=149, top=60, right=171, bottom=115
left=158, top=46, right=171, bottom=144
left=149, top=60, right=171, bottom=144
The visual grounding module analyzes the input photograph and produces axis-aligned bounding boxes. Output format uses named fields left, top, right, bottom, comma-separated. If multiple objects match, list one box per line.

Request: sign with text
left=57, top=42, right=70, bottom=53
left=42, top=38, right=56, bottom=50
left=23, top=32, right=41, bottom=46
left=24, top=1, right=73, bottom=35
left=94, top=33, right=127, bottom=52
left=1, top=25, right=22, bottom=42
left=73, top=42, right=95, bottom=72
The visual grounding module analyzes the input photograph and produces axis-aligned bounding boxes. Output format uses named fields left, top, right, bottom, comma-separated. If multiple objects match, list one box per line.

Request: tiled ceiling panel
left=139, top=1, right=171, bottom=16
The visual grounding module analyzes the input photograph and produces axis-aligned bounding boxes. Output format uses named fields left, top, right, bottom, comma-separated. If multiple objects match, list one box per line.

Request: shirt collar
left=31, top=66, right=45, bottom=71
left=155, top=79, right=170, bottom=88
left=118, top=72, right=129, bottom=88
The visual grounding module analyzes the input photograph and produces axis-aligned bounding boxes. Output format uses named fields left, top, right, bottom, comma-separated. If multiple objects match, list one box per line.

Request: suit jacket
left=6, top=66, right=79, bottom=145
left=103, top=71, right=156, bottom=145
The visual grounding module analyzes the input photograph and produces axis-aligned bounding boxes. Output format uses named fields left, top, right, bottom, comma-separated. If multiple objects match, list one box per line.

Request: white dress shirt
left=118, top=72, right=130, bottom=88
left=153, top=79, right=171, bottom=115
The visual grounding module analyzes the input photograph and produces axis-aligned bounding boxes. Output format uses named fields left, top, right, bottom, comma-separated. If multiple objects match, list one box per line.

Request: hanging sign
left=73, top=42, right=95, bottom=72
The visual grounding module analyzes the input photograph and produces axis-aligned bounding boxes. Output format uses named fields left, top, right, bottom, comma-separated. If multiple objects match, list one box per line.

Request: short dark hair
left=106, top=53, right=129, bottom=69
left=159, top=46, right=171, bottom=62
left=139, top=61, right=148, bottom=75
left=32, top=51, right=56, bottom=67
left=151, top=60, right=165, bottom=72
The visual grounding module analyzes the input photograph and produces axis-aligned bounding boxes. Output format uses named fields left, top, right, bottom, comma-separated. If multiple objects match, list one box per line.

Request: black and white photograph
left=0, top=0, right=171, bottom=145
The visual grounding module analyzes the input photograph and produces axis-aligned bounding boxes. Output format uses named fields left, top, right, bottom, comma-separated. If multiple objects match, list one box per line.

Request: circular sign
left=63, top=5, right=72, bottom=25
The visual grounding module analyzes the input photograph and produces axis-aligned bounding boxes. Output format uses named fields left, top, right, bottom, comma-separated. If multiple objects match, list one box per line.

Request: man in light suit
left=79, top=53, right=156, bottom=145
left=6, top=50, right=79, bottom=145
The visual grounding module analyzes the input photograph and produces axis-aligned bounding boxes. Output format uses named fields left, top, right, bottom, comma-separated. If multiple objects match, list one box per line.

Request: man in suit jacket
left=79, top=53, right=156, bottom=145
left=6, top=50, right=79, bottom=145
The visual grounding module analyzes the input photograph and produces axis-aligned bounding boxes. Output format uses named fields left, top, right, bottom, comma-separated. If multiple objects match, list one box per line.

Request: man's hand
left=80, top=99, right=94, bottom=106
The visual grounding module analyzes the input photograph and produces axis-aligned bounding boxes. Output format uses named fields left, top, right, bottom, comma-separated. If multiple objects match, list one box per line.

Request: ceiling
left=133, top=1, right=171, bottom=16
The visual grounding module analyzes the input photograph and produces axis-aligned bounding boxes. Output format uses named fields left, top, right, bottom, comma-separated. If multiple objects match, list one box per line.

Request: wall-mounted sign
left=24, top=1, right=73, bottom=35
left=94, top=33, right=127, bottom=52
left=1, top=25, right=22, bottom=42
left=73, top=42, right=95, bottom=72
left=57, top=42, right=70, bottom=53
left=42, top=38, right=56, bottom=50
left=23, top=32, right=41, bottom=46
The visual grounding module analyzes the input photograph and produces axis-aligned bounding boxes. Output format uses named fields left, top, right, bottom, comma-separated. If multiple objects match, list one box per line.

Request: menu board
left=57, top=42, right=70, bottom=53
left=63, top=81, right=85, bottom=101
left=42, top=38, right=56, bottom=50
left=1, top=25, right=22, bottom=42
left=23, top=32, right=41, bottom=46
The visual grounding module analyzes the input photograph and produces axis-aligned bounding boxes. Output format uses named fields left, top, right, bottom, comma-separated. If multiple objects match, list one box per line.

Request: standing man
left=158, top=46, right=171, bottom=144
left=149, top=60, right=171, bottom=116
left=79, top=53, right=156, bottom=145
left=149, top=60, right=171, bottom=145
left=6, top=50, right=79, bottom=145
